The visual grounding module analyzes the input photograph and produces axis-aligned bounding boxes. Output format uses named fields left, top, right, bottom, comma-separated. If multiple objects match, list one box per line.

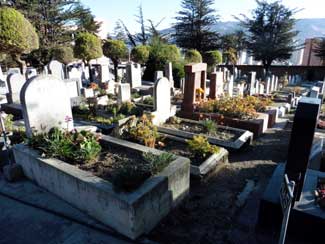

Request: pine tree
left=238, top=0, right=300, bottom=73
left=314, top=38, right=325, bottom=65
left=173, top=0, right=219, bottom=53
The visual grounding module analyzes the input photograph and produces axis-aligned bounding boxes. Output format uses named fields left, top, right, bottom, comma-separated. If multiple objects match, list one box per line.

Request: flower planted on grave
left=196, top=88, right=205, bottom=102
left=89, top=82, right=98, bottom=90
left=186, top=135, right=220, bottom=162
left=121, top=114, right=159, bottom=148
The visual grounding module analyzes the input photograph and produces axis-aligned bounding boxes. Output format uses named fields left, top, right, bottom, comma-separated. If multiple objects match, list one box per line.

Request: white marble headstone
left=154, top=71, right=164, bottom=82
left=216, top=71, right=224, bottom=96
left=152, top=77, right=176, bottom=125
left=266, top=77, right=271, bottom=94
left=48, top=60, right=65, bottom=80
left=164, top=62, right=174, bottom=88
left=117, top=83, right=131, bottom=104
left=7, top=68, right=21, bottom=76
left=126, top=62, right=142, bottom=88
left=21, top=75, right=74, bottom=137
left=7, top=73, right=25, bottom=104
left=227, top=75, right=234, bottom=97
left=25, top=68, right=37, bottom=80
left=249, top=72, right=256, bottom=96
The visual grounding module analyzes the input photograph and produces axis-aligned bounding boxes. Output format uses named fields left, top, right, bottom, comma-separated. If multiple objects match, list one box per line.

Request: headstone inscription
left=285, top=97, right=321, bottom=201
left=20, top=75, right=74, bottom=138
left=278, top=174, right=295, bottom=244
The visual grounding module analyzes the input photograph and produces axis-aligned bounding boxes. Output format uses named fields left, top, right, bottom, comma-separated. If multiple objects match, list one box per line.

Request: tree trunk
left=113, top=61, right=119, bottom=83
left=87, top=61, right=93, bottom=83
left=13, top=54, right=26, bottom=75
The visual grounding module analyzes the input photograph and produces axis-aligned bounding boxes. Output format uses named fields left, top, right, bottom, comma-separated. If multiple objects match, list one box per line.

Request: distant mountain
left=162, top=18, right=325, bottom=43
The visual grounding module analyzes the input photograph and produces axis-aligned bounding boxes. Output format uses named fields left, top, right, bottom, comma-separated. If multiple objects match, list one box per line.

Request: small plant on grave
left=167, top=116, right=181, bottom=125
left=122, top=114, right=159, bottom=148
left=0, top=113, right=14, bottom=134
left=131, top=92, right=141, bottom=99
left=143, top=96, right=154, bottom=106
left=202, top=119, right=217, bottom=135
left=28, top=128, right=101, bottom=164
left=187, top=135, right=220, bottom=161
left=112, top=152, right=175, bottom=192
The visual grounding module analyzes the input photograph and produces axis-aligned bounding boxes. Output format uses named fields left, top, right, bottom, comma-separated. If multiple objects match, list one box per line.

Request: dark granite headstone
left=285, top=97, right=321, bottom=201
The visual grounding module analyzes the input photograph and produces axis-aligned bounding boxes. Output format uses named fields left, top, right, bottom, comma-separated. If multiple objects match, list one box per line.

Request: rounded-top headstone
left=7, top=73, right=25, bottom=103
left=21, top=75, right=74, bottom=137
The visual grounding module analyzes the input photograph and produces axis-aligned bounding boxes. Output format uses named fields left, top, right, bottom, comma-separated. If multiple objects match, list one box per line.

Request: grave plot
left=117, top=115, right=228, bottom=177
left=157, top=116, right=253, bottom=150
left=259, top=97, right=325, bottom=242
left=12, top=74, right=190, bottom=240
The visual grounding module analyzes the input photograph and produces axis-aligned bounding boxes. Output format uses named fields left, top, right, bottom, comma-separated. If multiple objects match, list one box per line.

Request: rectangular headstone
left=227, top=75, right=234, bottom=97
left=266, top=77, right=271, bottom=95
left=164, top=62, right=174, bottom=88
left=126, top=62, right=142, bottom=88
left=21, top=75, right=74, bottom=137
left=117, top=83, right=131, bottom=104
left=154, top=71, right=164, bottom=82
left=6, top=73, right=25, bottom=104
left=285, top=97, right=321, bottom=201
left=249, top=72, right=256, bottom=96
left=209, top=71, right=223, bottom=99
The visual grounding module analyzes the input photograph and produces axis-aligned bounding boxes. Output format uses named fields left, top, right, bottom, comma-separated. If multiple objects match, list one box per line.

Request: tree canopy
left=174, top=0, right=219, bottom=53
left=74, top=32, right=102, bottom=62
left=131, top=45, right=150, bottom=65
left=238, top=0, right=300, bottom=71
left=184, top=49, right=202, bottom=63
left=0, top=7, right=39, bottom=71
left=52, top=46, right=75, bottom=65
left=314, top=38, right=325, bottom=65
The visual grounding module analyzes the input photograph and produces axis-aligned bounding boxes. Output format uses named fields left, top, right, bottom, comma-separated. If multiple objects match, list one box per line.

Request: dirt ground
left=148, top=121, right=292, bottom=244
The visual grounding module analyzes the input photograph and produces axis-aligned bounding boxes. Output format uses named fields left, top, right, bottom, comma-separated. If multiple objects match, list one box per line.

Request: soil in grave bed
left=157, top=138, right=210, bottom=166
left=164, top=121, right=240, bottom=142
left=77, top=144, right=170, bottom=192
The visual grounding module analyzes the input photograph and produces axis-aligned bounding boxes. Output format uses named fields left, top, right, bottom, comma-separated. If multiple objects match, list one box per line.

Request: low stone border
left=13, top=135, right=190, bottom=240
left=161, top=133, right=229, bottom=177
left=158, top=118, right=253, bottom=150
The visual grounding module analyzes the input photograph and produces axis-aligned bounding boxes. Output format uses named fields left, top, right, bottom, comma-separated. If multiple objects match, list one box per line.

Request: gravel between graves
left=148, top=119, right=293, bottom=244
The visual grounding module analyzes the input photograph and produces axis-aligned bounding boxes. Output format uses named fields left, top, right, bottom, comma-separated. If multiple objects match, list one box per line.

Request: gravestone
left=274, top=76, right=279, bottom=91
left=237, top=83, right=245, bottom=97
left=6, top=73, right=25, bottom=104
left=7, top=68, right=21, bottom=75
left=270, top=75, right=275, bottom=92
left=25, top=68, right=37, bottom=80
left=152, top=77, right=175, bottom=125
left=285, top=97, right=321, bottom=201
left=181, top=63, right=207, bottom=115
left=68, top=68, right=82, bottom=94
left=48, top=60, right=65, bottom=80
left=310, top=86, right=320, bottom=98
left=248, top=72, right=256, bottom=96
left=20, top=75, right=74, bottom=138
left=65, top=79, right=80, bottom=99
left=81, top=88, right=94, bottom=98
left=259, top=84, right=265, bottom=95
left=126, top=62, right=142, bottom=88
left=154, top=71, right=164, bottom=81
left=209, top=71, right=223, bottom=99
left=0, top=66, right=4, bottom=81
left=266, top=76, right=271, bottom=94
left=227, top=75, right=234, bottom=97
left=117, top=83, right=131, bottom=104
left=233, top=67, right=238, bottom=79
left=255, top=79, right=260, bottom=95
left=164, top=62, right=174, bottom=88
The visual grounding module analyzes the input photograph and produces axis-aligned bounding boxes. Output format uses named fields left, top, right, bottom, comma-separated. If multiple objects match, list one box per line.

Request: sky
left=81, top=0, right=325, bottom=38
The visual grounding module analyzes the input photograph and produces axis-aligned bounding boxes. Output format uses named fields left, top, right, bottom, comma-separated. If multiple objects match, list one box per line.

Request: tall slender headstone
left=209, top=71, right=223, bottom=99
left=152, top=77, right=175, bottom=125
left=154, top=71, right=164, bottom=81
left=164, top=62, right=174, bottom=88
left=248, top=72, right=256, bottom=96
left=20, top=75, right=74, bottom=138
left=270, top=75, right=275, bottom=92
left=227, top=75, right=234, bottom=97
left=266, top=76, right=271, bottom=95
left=285, top=97, right=321, bottom=201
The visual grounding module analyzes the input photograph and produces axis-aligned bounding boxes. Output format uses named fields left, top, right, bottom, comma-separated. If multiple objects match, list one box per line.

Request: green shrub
left=202, top=119, right=217, bottom=135
left=184, top=49, right=202, bottom=63
left=52, top=46, right=75, bottom=64
left=113, top=152, right=175, bottom=192
left=204, top=50, right=222, bottom=68
left=187, top=135, right=220, bottom=160
left=143, top=96, right=154, bottom=106
left=131, top=45, right=150, bottom=64
left=74, top=32, right=103, bottom=62
left=28, top=128, right=101, bottom=164
left=0, top=7, right=39, bottom=71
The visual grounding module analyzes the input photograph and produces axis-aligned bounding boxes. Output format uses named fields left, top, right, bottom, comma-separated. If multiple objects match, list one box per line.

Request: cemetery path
left=148, top=121, right=293, bottom=244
